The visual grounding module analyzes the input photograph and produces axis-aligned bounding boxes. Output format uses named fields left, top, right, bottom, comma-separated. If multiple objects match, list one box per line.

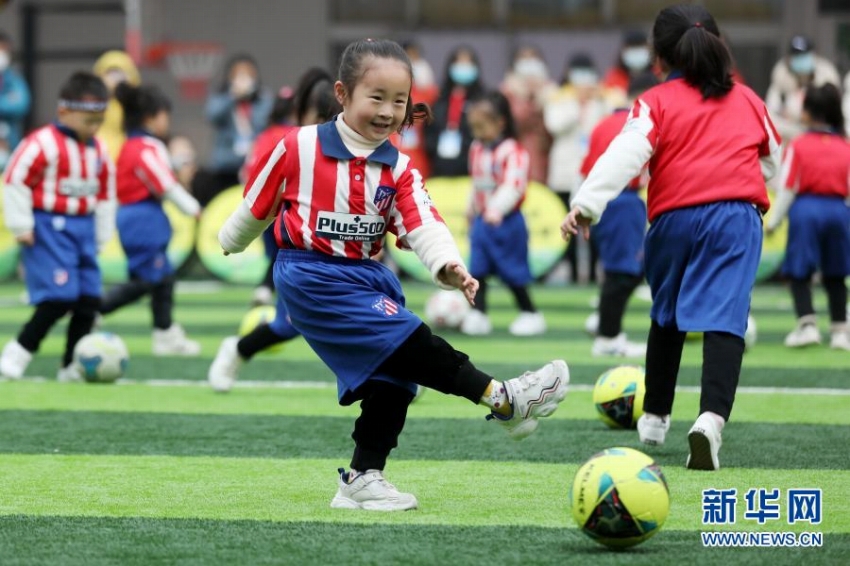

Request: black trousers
left=348, top=323, right=492, bottom=471
left=18, top=296, right=100, bottom=367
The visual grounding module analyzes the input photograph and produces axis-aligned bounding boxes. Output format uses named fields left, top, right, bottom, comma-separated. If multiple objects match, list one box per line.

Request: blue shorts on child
left=117, top=199, right=173, bottom=283
left=592, top=189, right=646, bottom=276
left=23, top=210, right=101, bottom=304
left=781, top=194, right=850, bottom=279
left=273, top=249, right=420, bottom=404
left=644, top=201, right=762, bottom=338
left=469, top=210, right=532, bottom=286
left=268, top=290, right=300, bottom=340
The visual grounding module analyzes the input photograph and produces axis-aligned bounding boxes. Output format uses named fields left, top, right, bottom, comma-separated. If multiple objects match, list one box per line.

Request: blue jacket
left=204, top=89, right=273, bottom=174
left=0, top=67, right=31, bottom=152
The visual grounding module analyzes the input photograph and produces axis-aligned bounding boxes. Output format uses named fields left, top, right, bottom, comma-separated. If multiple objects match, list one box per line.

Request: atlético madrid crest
left=371, top=295, right=399, bottom=317
left=53, top=269, right=68, bottom=286
left=373, top=185, right=396, bottom=213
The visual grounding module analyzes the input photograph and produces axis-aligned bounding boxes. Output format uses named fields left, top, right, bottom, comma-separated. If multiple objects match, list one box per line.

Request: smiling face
left=336, top=56, right=411, bottom=142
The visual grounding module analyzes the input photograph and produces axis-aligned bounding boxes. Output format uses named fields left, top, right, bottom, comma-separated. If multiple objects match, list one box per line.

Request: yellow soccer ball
left=570, top=447, right=670, bottom=549
left=239, top=306, right=285, bottom=354
left=592, top=366, right=645, bottom=429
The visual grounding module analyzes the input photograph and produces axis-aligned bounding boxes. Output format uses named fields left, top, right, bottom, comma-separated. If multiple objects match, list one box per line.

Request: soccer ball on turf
left=424, top=290, right=470, bottom=329
left=570, top=447, right=669, bottom=549
left=73, top=331, right=129, bottom=383
left=239, top=306, right=284, bottom=353
left=592, top=366, right=645, bottom=429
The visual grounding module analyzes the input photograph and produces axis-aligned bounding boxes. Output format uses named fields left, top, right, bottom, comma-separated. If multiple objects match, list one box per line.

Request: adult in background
left=603, top=30, right=653, bottom=106
left=500, top=44, right=555, bottom=184
left=0, top=31, right=30, bottom=172
left=194, top=54, right=273, bottom=205
left=400, top=40, right=439, bottom=179
left=765, top=35, right=840, bottom=142
left=424, top=45, right=485, bottom=177
left=92, top=50, right=140, bottom=162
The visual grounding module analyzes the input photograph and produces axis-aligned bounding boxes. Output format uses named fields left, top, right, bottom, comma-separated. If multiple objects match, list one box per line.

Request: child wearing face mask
left=424, top=45, right=485, bottom=177
left=0, top=31, right=31, bottom=172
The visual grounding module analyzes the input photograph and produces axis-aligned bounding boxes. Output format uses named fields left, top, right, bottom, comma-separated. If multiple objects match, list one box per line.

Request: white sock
left=480, top=380, right=508, bottom=411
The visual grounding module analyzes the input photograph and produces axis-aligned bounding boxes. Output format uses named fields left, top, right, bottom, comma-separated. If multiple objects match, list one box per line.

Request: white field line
left=6, top=377, right=850, bottom=395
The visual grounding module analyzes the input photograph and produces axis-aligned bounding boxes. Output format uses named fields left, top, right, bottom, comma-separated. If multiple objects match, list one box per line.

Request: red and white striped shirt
left=243, top=119, right=447, bottom=260
left=4, top=123, right=114, bottom=216
left=468, top=137, right=529, bottom=216
left=116, top=133, right=180, bottom=205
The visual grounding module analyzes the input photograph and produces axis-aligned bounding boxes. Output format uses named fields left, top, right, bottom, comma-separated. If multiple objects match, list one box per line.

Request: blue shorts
left=268, top=291, right=300, bottom=340
left=273, top=249, right=420, bottom=404
left=23, top=211, right=100, bottom=304
left=592, top=190, right=646, bottom=276
left=645, top=202, right=762, bottom=337
left=262, top=224, right=278, bottom=261
left=781, top=194, right=850, bottom=279
left=117, top=199, right=173, bottom=283
left=469, top=210, right=533, bottom=286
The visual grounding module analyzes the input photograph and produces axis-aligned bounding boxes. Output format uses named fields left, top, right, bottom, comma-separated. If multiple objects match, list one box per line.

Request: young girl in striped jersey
left=98, top=83, right=202, bottom=356
left=766, top=83, right=850, bottom=350
left=562, top=5, right=781, bottom=470
left=460, top=91, right=545, bottom=336
left=219, top=38, right=568, bottom=511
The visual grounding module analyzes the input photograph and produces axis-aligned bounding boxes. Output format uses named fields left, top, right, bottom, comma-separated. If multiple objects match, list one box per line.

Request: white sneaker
left=830, top=331, right=850, bottom=351
left=687, top=413, right=722, bottom=471
left=208, top=336, right=243, bottom=393
left=592, top=334, right=646, bottom=358
left=330, top=468, right=418, bottom=511
left=487, top=360, right=569, bottom=440
left=460, top=310, right=492, bottom=336
left=252, top=285, right=274, bottom=306
left=0, top=340, right=32, bottom=379
left=584, top=312, right=599, bottom=336
left=152, top=324, right=202, bottom=356
left=509, top=312, right=546, bottom=336
left=784, top=323, right=821, bottom=347
left=637, top=413, right=670, bottom=446
left=57, top=364, right=83, bottom=382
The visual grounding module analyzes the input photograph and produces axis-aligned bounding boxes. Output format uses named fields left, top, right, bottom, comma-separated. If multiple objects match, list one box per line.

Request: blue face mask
left=789, top=53, right=815, bottom=75
left=449, top=62, right=479, bottom=86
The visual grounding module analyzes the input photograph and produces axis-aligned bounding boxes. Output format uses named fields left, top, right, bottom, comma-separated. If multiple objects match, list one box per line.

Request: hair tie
left=693, top=22, right=703, bottom=28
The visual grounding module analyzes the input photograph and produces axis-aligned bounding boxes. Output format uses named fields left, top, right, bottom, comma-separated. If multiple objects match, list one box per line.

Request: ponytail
left=653, top=4, right=733, bottom=99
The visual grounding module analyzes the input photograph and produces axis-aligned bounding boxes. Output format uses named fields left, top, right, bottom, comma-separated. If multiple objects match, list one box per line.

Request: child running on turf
left=460, top=90, right=545, bottom=336
left=0, top=72, right=115, bottom=381
left=580, top=72, right=659, bottom=358
left=208, top=68, right=342, bottom=393
left=561, top=5, right=781, bottom=470
left=98, top=83, right=202, bottom=356
left=219, top=38, right=568, bottom=510
left=766, top=83, right=850, bottom=350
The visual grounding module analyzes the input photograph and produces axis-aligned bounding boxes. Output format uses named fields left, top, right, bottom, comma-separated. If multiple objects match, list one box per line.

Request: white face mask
left=411, top=59, right=435, bottom=88
left=569, top=68, right=599, bottom=87
left=622, top=47, right=651, bottom=71
left=0, top=51, right=11, bottom=72
left=514, top=58, right=548, bottom=80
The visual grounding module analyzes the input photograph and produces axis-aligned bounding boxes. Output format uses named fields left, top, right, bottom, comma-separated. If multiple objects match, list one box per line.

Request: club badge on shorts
left=371, top=295, right=399, bottom=317
left=53, top=269, right=69, bottom=286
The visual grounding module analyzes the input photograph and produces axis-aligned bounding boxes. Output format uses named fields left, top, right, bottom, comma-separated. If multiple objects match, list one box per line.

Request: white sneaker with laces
left=784, top=323, right=821, bottom=347
left=330, top=468, right=418, bottom=511
left=57, top=364, right=82, bottom=383
left=0, top=340, right=32, bottom=379
left=637, top=414, right=670, bottom=446
left=460, top=310, right=492, bottom=336
left=208, top=336, right=243, bottom=392
left=509, top=311, right=546, bottom=336
left=830, top=331, right=850, bottom=351
left=487, top=360, right=569, bottom=440
left=252, top=286, right=274, bottom=306
left=592, top=334, right=646, bottom=358
left=687, top=413, right=722, bottom=471
left=152, top=324, right=202, bottom=356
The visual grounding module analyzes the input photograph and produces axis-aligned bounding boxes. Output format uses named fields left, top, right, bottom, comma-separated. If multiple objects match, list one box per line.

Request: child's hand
left=483, top=208, right=503, bottom=226
left=560, top=207, right=592, bottom=242
left=16, top=232, right=34, bottom=246
left=440, top=261, right=479, bottom=305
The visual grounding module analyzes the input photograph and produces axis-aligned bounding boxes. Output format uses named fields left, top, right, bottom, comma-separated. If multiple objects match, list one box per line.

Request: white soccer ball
left=73, top=331, right=129, bottom=383
left=424, top=290, right=470, bottom=329
left=584, top=312, right=599, bottom=336
left=745, top=315, right=757, bottom=349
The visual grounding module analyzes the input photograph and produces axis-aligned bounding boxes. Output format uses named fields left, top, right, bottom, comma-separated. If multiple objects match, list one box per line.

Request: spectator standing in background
left=400, top=40, right=438, bottom=179
left=603, top=30, right=653, bottom=106
left=500, top=45, right=554, bottom=184
left=766, top=35, right=840, bottom=142
left=425, top=45, right=485, bottom=177
left=195, top=54, right=272, bottom=205
left=93, top=49, right=140, bottom=162
left=0, top=31, right=30, bottom=172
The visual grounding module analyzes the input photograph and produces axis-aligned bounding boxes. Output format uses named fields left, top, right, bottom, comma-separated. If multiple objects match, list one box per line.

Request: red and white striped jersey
left=116, top=133, right=179, bottom=205
left=3, top=123, right=115, bottom=215
left=780, top=131, right=850, bottom=198
left=467, top=137, right=529, bottom=214
left=243, top=119, right=446, bottom=259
